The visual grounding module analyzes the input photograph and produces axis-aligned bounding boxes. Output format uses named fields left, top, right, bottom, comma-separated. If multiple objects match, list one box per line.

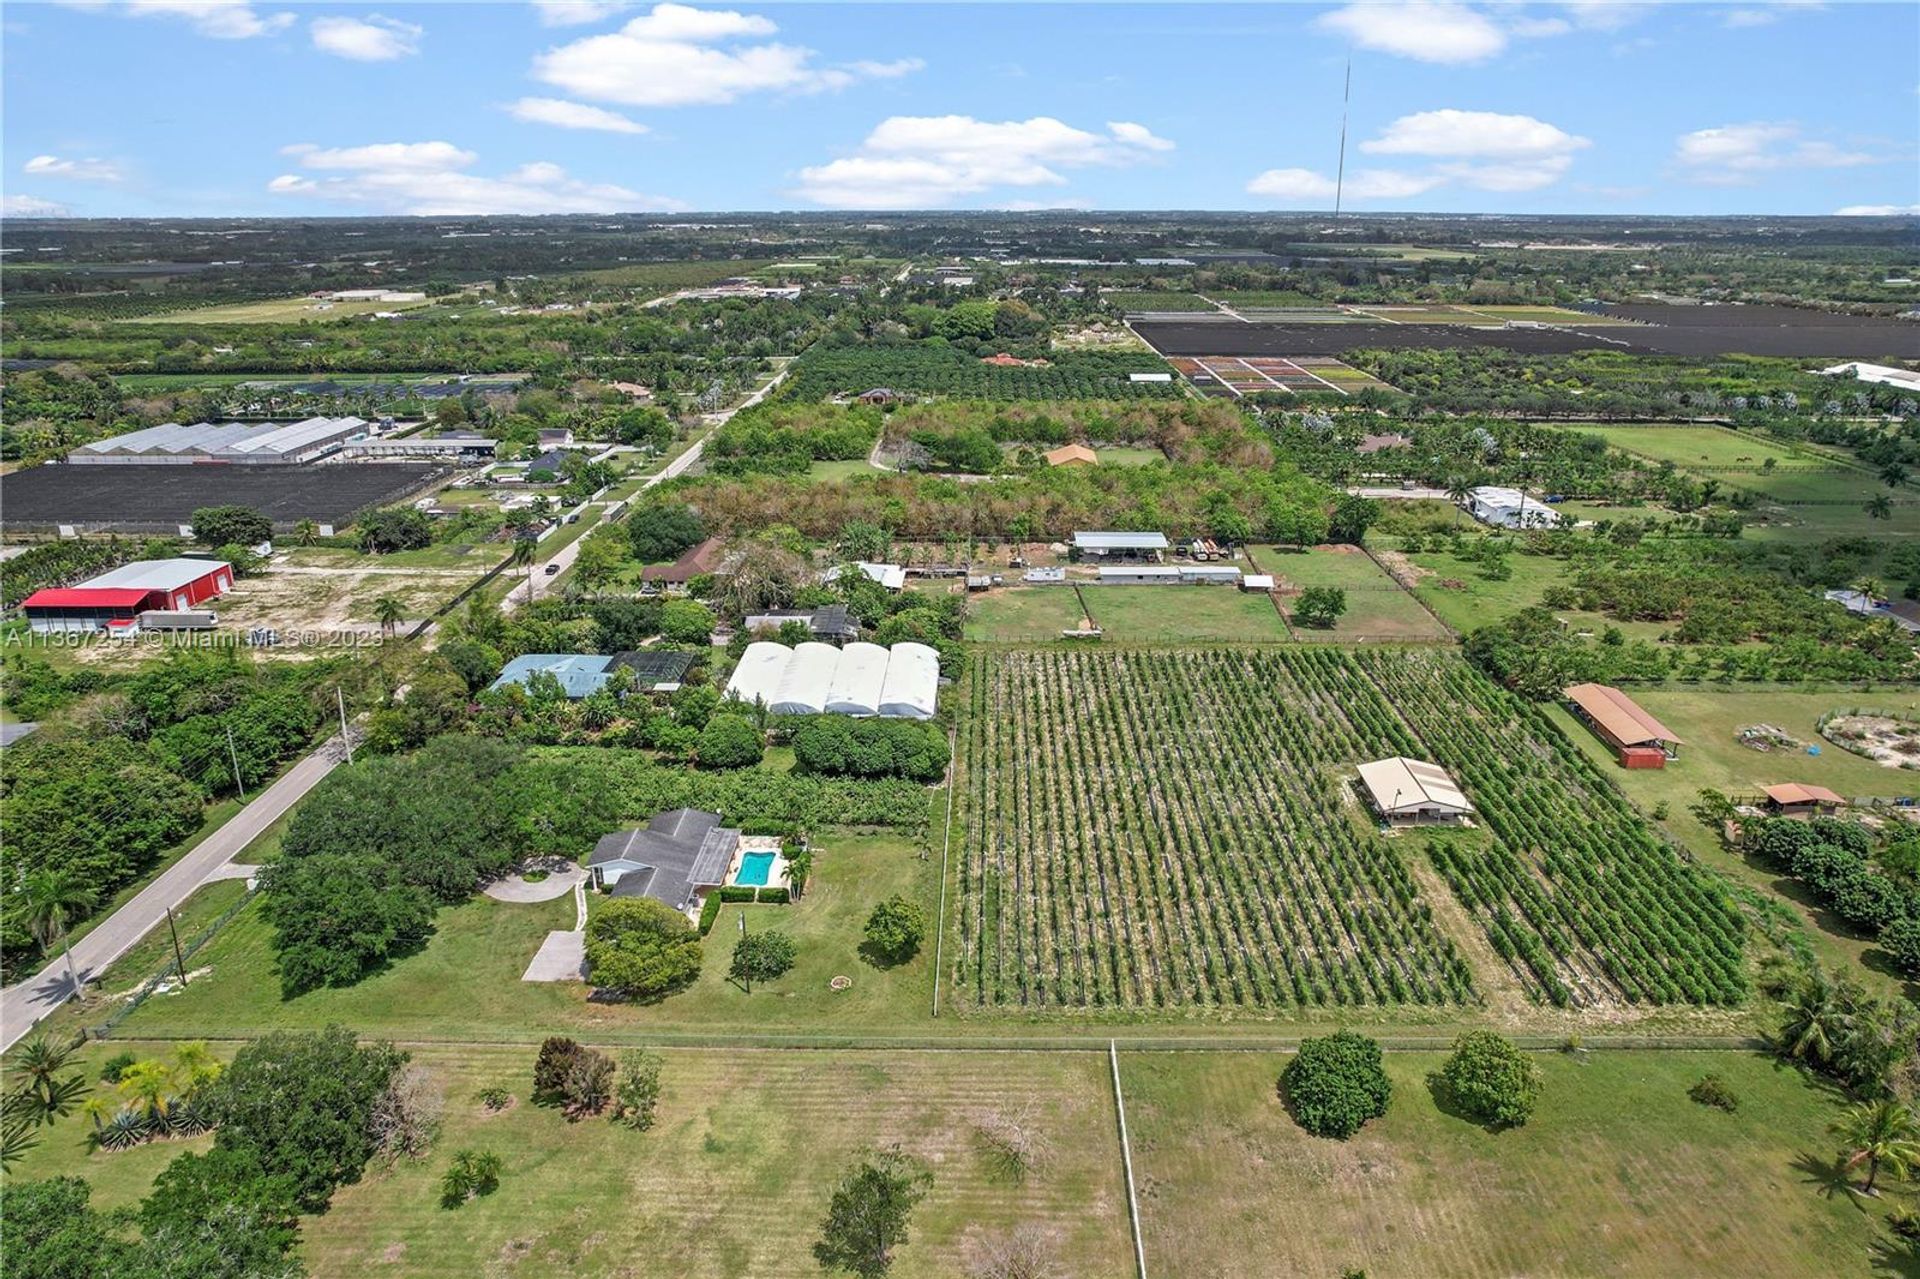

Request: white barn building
left=1465, top=486, right=1562, bottom=530
left=724, top=640, right=938, bottom=721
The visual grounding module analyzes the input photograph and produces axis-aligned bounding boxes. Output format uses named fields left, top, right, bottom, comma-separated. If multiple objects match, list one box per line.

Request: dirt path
left=1402, top=851, right=1532, bottom=1021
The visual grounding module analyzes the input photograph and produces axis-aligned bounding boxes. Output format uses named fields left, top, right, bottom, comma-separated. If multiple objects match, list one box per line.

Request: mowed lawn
left=1577, top=424, right=1832, bottom=470
left=119, top=296, right=433, bottom=324
left=302, top=1047, right=1131, bottom=1279
left=1124, top=1049, right=1901, bottom=1279
left=1087, top=585, right=1289, bottom=643
left=108, top=832, right=938, bottom=1042
left=1255, top=545, right=1452, bottom=640
left=962, top=586, right=1088, bottom=642
left=1390, top=544, right=1565, bottom=632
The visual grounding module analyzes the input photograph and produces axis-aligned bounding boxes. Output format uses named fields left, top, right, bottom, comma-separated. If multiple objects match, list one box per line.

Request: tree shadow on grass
left=1792, top=1150, right=1870, bottom=1206
left=1871, top=1230, right=1920, bottom=1278
left=858, top=940, right=914, bottom=971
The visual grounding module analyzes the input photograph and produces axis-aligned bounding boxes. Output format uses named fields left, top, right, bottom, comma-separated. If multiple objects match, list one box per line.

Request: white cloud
left=1722, top=1, right=1825, bottom=29
left=507, top=96, right=649, bottom=134
left=1246, top=167, right=1445, bottom=202
left=310, top=14, right=421, bottom=61
left=23, top=154, right=124, bottom=182
left=120, top=0, right=292, bottom=39
left=1249, top=107, right=1588, bottom=204
left=530, top=0, right=629, bottom=25
left=269, top=139, right=682, bottom=215
left=793, top=115, right=1174, bottom=208
left=1673, top=122, right=1879, bottom=184
left=1834, top=204, right=1920, bottom=216
left=2, top=194, right=74, bottom=216
left=1314, top=1, right=1506, bottom=64
left=532, top=2, right=915, bottom=107
left=283, top=141, right=477, bottom=172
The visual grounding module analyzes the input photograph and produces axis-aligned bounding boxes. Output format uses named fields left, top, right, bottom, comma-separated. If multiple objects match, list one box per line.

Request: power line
left=1334, top=57, right=1352, bottom=218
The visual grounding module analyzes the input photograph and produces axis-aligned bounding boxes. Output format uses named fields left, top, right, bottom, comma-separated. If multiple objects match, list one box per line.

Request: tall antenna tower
left=1333, top=58, right=1351, bottom=218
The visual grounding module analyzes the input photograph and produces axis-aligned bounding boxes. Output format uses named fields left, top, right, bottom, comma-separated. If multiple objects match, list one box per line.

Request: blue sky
left=4, top=1, right=1916, bottom=217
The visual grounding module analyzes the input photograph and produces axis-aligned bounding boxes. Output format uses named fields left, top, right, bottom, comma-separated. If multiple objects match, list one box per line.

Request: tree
left=292, top=519, right=320, bottom=547
left=1281, top=1031, right=1392, bottom=1139
left=190, top=505, right=272, bottom=549
left=509, top=536, right=538, bottom=602
left=10, top=868, right=99, bottom=1001
left=839, top=521, right=893, bottom=563
left=584, top=898, right=704, bottom=1000
left=1435, top=1031, right=1542, bottom=1129
left=660, top=599, right=716, bottom=645
left=440, top=1149, right=503, bottom=1208
left=372, top=595, right=405, bottom=638
left=357, top=508, right=433, bottom=554
left=730, top=930, right=796, bottom=992
left=611, top=1050, right=664, bottom=1131
left=863, top=896, right=927, bottom=967
left=1327, top=494, right=1381, bottom=546
left=813, top=1148, right=933, bottom=1278
left=1293, top=586, right=1347, bottom=630
left=1883, top=916, right=1920, bottom=978
left=628, top=502, right=705, bottom=563
left=698, top=714, right=764, bottom=769
left=6, top=1033, right=88, bottom=1128
left=1866, top=494, right=1894, bottom=521
left=1833, top=1099, right=1920, bottom=1196
left=259, top=853, right=435, bottom=996
left=205, top=1025, right=407, bottom=1211
left=0, top=1176, right=130, bottom=1276
left=139, top=1147, right=302, bottom=1271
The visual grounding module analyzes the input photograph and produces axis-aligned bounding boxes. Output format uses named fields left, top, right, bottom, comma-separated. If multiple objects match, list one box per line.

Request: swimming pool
left=735, top=851, right=777, bottom=887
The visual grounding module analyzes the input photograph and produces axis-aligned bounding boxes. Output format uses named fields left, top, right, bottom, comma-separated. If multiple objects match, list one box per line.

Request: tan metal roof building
left=1762, top=783, right=1845, bottom=807
left=1565, top=683, right=1682, bottom=751
left=1356, top=757, right=1473, bottom=822
left=1045, top=443, right=1098, bottom=467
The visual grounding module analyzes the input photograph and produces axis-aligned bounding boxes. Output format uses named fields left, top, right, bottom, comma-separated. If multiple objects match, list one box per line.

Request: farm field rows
left=956, top=647, right=1747, bottom=1015
left=1356, top=649, right=1748, bottom=1007
left=1167, top=353, right=1392, bottom=397
left=116, top=295, right=434, bottom=324
left=955, top=647, right=1478, bottom=1011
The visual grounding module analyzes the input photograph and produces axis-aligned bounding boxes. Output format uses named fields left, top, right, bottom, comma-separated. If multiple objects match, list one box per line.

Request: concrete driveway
left=484, top=864, right=586, bottom=903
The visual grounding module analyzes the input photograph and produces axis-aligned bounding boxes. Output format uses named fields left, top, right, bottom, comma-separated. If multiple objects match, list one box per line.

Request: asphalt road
left=0, top=735, right=349, bottom=1051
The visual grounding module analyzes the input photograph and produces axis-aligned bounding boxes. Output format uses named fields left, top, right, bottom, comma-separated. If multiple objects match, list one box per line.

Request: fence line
left=90, top=887, right=257, bottom=1040
left=1111, top=1041, right=1149, bottom=1279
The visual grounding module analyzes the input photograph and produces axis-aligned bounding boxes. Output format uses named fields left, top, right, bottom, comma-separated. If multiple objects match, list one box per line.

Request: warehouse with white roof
left=724, top=640, right=938, bottom=720
left=1356, top=757, right=1474, bottom=826
left=69, top=417, right=370, bottom=466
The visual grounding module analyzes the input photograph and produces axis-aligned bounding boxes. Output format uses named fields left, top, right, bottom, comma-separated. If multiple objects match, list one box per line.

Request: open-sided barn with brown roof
left=1565, top=682, right=1682, bottom=767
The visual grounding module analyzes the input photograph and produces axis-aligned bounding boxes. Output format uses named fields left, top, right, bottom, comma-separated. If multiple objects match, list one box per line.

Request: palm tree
left=117, top=1059, right=177, bottom=1122
left=170, top=1042, right=222, bottom=1100
left=1880, top=462, right=1910, bottom=490
left=1833, top=1099, right=1920, bottom=1196
left=510, top=536, right=539, bottom=603
left=1866, top=494, right=1894, bottom=521
left=372, top=594, right=405, bottom=637
left=10, top=868, right=99, bottom=1002
left=292, top=518, right=320, bottom=547
left=7, top=1034, right=87, bottom=1125
left=1775, top=966, right=1845, bottom=1071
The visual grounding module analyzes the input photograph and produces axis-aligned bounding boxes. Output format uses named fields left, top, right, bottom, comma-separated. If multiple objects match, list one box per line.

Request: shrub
left=476, top=1086, right=513, bottom=1112
left=718, top=885, right=757, bottom=903
left=531, top=1038, right=615, bottom=1118
left=583, top=898, right=703, bottom=1001
left=757, top=886, right=791, bottom=904
left=1688, top=1074, right=1738, bottom=1112
left=697, top=714, right=765, bottom=769
left=611, top=1050, right=664, bottom=1131
left=1435, top=1032, right=1542, bottom=1129
left=863, top=895, right=927, bottom=967
left=1280, top=1031, right=1392, bottom=1139
left=439, top=1149, right=502, bottom=1209
left=1881, top=915, right=1920, bottom=978
left=698, top=894, right=723, bottom=936
left=99, top=1052, right=137, bottom=1084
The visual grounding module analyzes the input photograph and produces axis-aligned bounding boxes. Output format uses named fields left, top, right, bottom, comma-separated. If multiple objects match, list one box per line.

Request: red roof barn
left=21, top=558, right=233, bottom=633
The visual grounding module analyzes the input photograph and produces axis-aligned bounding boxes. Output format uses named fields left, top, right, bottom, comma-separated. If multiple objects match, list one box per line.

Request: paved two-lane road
left=0, top=735, right=350, bottom=1052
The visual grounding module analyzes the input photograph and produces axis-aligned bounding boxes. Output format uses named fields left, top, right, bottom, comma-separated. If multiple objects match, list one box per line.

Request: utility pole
left=225, top=723, right=246, bottom=800
left=165, top=905, right=188, bottom=987
left=1334, top=57, right=1351, bottom=218
left=336, top=685, right=354, bottom=763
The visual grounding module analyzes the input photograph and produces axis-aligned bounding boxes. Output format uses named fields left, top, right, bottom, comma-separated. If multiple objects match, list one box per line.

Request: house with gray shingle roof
left=587, top=808, right=740, bottom=913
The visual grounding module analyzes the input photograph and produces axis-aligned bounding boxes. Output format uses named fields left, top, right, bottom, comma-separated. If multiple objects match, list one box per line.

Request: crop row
left=954, top=647, right=1475, bottom=1010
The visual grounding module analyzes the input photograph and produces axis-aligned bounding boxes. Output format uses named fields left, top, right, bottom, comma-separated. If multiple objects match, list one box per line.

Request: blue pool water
left=736, top=852, right=777, bottom=887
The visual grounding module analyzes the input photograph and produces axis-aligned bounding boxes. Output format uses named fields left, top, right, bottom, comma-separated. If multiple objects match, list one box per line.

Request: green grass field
left=961, top=587, right=1090, bottom=642
left=1577, top=424, right=1833, bottom=470
left=119, top=296, right=433, bottom=325
left=1125, top=1048, right=1903, bottom=1278
left=105, top=832, right=937, bottom=1043
left=1253, top=545, right=1453, bottom=640
left=1386, top=544, right=1566, bottom=632
left=1089, top=446, right=1167, bottom=467
left=1105, top=290, right=1215, bottom=311
left=1088, top=585, right=1290, bottom=643
left=806, top=458, right=885, bottom=482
